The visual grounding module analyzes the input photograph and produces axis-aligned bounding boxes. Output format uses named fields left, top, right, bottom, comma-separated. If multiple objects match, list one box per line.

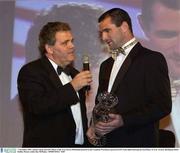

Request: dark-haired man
left=87, top=8, right=172, bottom=147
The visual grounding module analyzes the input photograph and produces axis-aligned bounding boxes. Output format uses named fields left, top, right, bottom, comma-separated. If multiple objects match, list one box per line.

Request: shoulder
left=143, top=48, right=167, bottom=65
left=139, top=46, right=168, bottom=73
left=135, top=43, right=167, bottom=65
left=18, top=58, right=42, bottom=76
left=20, top=58, right=42, bottom=70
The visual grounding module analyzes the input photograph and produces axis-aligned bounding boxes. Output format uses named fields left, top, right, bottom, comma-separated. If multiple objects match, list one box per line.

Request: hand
left=86, top=125, right=103, bottom=145
left=86, top=126, right=97, bottom=143
left=94, top=114, right=124, bottom=136
left=70, top=70, right=92, bottom=91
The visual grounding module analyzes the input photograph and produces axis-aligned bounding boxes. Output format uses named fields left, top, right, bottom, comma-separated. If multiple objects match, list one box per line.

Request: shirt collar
left=122, top=37, right=137, bottom=50
left=48, top=58, right=59, bottom=74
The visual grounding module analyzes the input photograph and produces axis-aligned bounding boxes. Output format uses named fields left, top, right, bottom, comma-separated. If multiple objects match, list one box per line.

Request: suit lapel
left=103, top=58, right=114, bottom=91
left=111, top=43, right=141, bottom=93
left=40, top=56, right=88, bottom=130
left=40, top=56, right=63, bottom=88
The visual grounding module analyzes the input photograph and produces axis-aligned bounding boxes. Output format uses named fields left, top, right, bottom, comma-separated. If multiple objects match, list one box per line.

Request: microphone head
left=83, top=54, right=89, bottom=64
left=82, top=54, right=90, bottom=91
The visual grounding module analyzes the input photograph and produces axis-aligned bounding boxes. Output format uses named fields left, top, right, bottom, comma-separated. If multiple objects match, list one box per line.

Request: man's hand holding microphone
left=71, top=54, right=92, bottom=91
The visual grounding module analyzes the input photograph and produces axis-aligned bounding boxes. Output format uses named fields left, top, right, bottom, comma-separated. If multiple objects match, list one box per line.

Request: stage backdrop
left=0, top=0, right=179, bottom=147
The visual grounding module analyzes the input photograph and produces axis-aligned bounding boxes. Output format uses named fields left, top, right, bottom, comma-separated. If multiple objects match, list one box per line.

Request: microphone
left=83, top=54, right=90, bottom=91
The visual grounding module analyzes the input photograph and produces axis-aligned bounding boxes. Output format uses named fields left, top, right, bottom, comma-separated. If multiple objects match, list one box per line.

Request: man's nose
left=101, top=32, right=109, bottom=42
left=69, top=41, right=75, bottom=49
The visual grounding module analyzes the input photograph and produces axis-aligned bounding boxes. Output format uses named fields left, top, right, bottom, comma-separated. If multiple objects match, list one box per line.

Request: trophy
left=90, top=91, right=119, bottom=146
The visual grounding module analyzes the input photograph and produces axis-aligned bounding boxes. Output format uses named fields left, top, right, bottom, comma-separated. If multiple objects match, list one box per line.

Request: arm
left=18, top=65, right=80, bottom=116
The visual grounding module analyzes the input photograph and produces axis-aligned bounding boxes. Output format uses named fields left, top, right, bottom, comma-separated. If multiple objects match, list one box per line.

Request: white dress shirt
left=108, top=38, right=137, bottom=92
left=49, top=59, right=84, bottom=144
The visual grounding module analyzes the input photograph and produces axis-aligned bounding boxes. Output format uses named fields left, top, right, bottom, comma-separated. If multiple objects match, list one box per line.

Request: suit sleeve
left=95, top=63, right=104, bottom=105
left=122, top=53, right=172, bottom=127
left=17, top=65, right=80, bottom=116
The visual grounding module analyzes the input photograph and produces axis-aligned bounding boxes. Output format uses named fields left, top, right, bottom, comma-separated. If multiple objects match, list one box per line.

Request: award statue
left=90, top=91, right=119, bottom=146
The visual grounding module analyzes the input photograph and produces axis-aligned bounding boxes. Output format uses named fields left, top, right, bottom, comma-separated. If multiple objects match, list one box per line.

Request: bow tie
left=111, top=47, right=125, bottom=60
left=57, top=66, right=70, bottom=76
left=110, top=39, right=138, bottom=60
left=116, top=47, right=126, bottom=55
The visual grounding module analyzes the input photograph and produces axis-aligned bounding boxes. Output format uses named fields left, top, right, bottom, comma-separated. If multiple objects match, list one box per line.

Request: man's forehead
left=99, top=17, right=112, bottom=26
left=55, top=31, right=73, bottom=40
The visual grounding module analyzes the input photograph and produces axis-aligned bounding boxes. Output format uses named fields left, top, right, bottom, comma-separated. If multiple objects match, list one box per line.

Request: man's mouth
left=106, top=41, right=112, bottom=46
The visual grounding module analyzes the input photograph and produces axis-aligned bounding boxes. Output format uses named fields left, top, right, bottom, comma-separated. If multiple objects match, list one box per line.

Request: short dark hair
left=98, top=8, right=133, bottom=33
left=38, top=21, right=71, bottom=55
left=141, top=0, right=180, bottom=29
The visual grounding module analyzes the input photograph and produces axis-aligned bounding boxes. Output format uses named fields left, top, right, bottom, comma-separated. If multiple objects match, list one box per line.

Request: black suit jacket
left=96, top=43, right=172, bottom=147
left=18, top=56, right=88, bottom=147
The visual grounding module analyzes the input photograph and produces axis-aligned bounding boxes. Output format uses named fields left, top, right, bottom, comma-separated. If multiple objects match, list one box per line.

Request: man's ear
left=45, top=44, right=53, bottom=54
left=120, top=21, right=129, bottom=32
left=137, top=14, right=149, bottom=38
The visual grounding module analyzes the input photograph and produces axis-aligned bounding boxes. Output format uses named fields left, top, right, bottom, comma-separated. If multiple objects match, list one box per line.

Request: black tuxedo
left=96, top=43, right=172, bottom=147
left=17, top=56, right=88, bottom=147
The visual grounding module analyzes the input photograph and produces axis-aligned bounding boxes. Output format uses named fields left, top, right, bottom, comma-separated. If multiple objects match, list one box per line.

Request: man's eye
left=104, top=29, right=110, bottom=32
left=62, top=41, right=68, bottom=45
left=155, top=31, right=179, bottom=38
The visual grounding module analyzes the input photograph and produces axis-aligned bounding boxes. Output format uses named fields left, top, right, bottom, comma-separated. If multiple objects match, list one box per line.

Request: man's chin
left=106, top=43, right=115, bottom=50
left=109, top=46, right=116, bottom=50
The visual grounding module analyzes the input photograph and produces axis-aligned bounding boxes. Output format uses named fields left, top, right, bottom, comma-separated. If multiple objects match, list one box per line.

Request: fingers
left=108, top=114, right=124, bottom=127
left=95, top=126, right=111, bottom=136
left=86, top=126, right=96, bottom=140
left=71, top=70, right=92, bottom=91
left=95, top=122, right=113, bottom=135
left=93, top=114, right=124, bottom=135
left=86, top=126, right=99, bottom=145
